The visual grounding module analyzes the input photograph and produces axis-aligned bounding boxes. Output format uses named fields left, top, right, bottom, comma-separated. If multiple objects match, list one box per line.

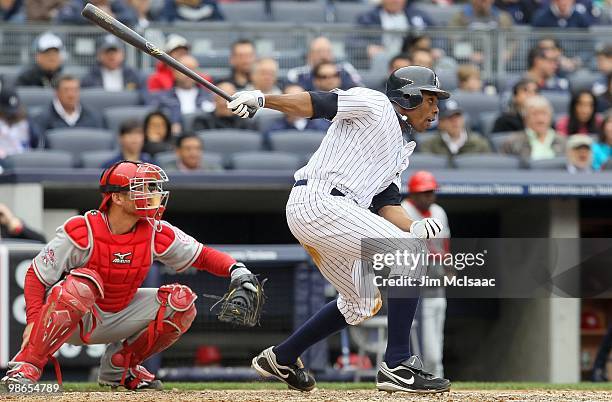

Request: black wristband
left=309, top=91, right=338, bottom=120
left=369, top=183, right=401, bottom=214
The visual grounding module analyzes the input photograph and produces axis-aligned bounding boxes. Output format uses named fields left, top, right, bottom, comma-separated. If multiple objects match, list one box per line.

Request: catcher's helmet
left=386, top=66, right=450, bottom=110
left=99, top=161, right=169, bottom=228
left=408, top=170, right=438, bottom=193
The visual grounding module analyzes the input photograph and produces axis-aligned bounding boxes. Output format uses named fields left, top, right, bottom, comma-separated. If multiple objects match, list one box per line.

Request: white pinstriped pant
left=286, top=179, right=427, bottom=325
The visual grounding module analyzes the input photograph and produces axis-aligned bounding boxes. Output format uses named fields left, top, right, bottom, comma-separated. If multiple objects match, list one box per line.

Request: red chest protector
left=83, top=210, right=154, bottom=312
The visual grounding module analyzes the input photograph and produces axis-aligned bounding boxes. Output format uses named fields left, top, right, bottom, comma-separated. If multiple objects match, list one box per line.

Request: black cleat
left=376, top=356, right=451, bottom=394
left=592, top=367, right=608, bottom=382
left=252, top=346, right=316, bottom=392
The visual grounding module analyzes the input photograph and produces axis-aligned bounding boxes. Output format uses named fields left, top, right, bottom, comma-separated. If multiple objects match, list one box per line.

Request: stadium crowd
left=0, top=0, right=611, bottom=173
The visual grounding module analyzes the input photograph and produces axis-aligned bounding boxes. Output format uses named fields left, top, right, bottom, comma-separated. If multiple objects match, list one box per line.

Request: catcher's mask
left=99, top=161, right=169, bottom=230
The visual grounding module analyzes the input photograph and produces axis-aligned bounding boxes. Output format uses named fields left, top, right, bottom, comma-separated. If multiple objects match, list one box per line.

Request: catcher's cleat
left=252, top=346, right=316, bottom=392
left=99, top=365, right=163, bottom=391
left=376, top=356, right=451, bottom=394
left=1, top=363, right=40, bottom=387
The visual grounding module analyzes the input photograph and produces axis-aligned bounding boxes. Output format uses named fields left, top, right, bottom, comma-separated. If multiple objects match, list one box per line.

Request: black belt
left=294, top=179, right=345, bottom=197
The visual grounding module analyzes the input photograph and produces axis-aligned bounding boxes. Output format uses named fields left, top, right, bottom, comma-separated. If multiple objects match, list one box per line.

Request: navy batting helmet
left=386, top=66, right=450, bottom=110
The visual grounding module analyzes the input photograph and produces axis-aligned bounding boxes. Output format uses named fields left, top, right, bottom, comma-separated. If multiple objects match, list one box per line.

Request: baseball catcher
left=0, top=161, right=263, bottom=390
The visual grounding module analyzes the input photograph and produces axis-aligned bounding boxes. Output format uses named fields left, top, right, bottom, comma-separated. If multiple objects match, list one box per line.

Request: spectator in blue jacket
left=264, top=84, right=330, bottom=148
left=57, top=0, right=137, bottom=26
left=81, top=34, right=146, bottom=94
left=356, top=0, right=434, bottom=58
left=494, top=0, right=539, bottom=24
left=1, top=0, right=24, bottom=22
left=34, top=75, right=104, bottom=146
left=148, top=54, right=214, bottom=135
left=162, top=0, right=223, bottom=23
left=592, top=112, right=612, bottom=170
left=532, top=0, right=591, bottom=28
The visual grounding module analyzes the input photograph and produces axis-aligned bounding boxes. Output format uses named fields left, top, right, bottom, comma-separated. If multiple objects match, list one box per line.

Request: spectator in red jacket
left=147, top=34, right=212, bottom=92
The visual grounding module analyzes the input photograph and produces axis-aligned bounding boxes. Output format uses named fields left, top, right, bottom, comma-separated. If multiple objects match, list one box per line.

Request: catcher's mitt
left=206, top=274, right=267, bottom=327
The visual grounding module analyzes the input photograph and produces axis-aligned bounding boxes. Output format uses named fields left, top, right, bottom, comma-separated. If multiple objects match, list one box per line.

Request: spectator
left=129, top=0, right=154, bottom=31
left=593, top=44, right=612, bottom=98
left=411, top=49, right=434, bottom=69
left=0, top=86, right=37, bottom=159
left=57, top=0, right=137, bottom=25
left=34, top=75, right=104, bottom=141
left=16, top=32, right=64, bottom=87
left=142, top=110, right=173, bottom=156
left=592, top=111, right=612, bottom=170
left=311, top=62, right=342, bottom=92
left=226, top=39, right=256, bottom=91
left=162, top=0, right=223, bottom=23
left=500, top=95, right=566, bottom=162
left=401, top=33, right=457, bottom=72
left=555, top=90, right=602, bottom=135
left=532, top=0, right=591, bottom=28
left=171, top=133, right=220, bottom=172
left=24, top=0, right=64, bottom=22
left=450, top=0, right=514, bottom=29
left=401, top=171, right=450, bottom=379
left=565, top=133, right=593, bottom=173
left=524, top=46, right=569, bottom=91
left=457, top=64, right=483, bottom=92
left=102, top=118, right=153, bottom=168
left=495, top=0, right=539, bottom=24
left=149, top=55, right=214, bottom=134
left=147, top=34, right=212, bottom=93
left=375, top=53, right=412, bottom=92
left=264, top=84, right=330, bottom=143
left=421, top=99, right=491, bottom=157
left=192, top=81, right=254, bottom=131
left=286, top=36, right=362, bottom=91
left=537, top=37, right=581, bottom=77
left=0, top=203, right=45, bottom=242
left=1, top=0, right=24, bottom=22
left=596, top=73, right=611, bottom=113
left=81, top=34, right=145, bottom=92
left=248, top=58, right=281, bottom=95
left=493, top=78, right=540, bottom=133
left=356, top=0, right=434, bottom=58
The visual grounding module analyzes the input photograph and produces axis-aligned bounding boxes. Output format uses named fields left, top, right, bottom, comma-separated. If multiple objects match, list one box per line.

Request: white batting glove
left=227, top=90, right=265, bottom=118
left=410, top=218, right=443, bottom=239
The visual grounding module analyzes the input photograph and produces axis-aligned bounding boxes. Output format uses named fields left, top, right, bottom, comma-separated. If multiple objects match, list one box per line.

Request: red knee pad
left=14, top=268, right=103, bottom=384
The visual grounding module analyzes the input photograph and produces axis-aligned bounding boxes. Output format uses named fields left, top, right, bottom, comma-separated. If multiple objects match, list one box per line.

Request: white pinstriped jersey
left=294, top=87, right=416, bottom=208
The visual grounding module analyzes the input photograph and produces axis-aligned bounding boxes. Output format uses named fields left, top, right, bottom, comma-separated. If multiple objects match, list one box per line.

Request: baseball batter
left=0, top=161, right=258, bottom=390
left=228, top=66, right=451, bottom=393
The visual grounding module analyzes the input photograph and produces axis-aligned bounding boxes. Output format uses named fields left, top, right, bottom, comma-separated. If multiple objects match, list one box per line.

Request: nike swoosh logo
left=382, top=366, right=415, bottom=386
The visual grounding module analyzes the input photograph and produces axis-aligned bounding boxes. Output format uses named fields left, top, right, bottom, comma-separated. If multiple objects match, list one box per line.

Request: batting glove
left=229, top=262, right=257, bottom=292
left=227, top=90, right=265, bottom=118
left=410, top=218, right=443, bottom=239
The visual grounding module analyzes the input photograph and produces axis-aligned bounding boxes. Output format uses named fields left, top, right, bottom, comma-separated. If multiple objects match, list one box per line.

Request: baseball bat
left=81, top=3, right=232, bottom=102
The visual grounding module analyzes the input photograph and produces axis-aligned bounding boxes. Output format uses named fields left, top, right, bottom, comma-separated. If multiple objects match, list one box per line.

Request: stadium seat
left=4, top=150, right=74, bottom=169
left=268, top=131, right=325, bottom=156
left=80, top=89, right=141, bottom=111
left=407, top=154, right=449, bottom=169
left=63, top=65, right=89, bottom=80
left=155, top=151, right=177, bottom=169
left=272, top=2, right=326, bottom=23
left=80, top=150, right=118, bottom=169
left=478, top=111, right=500, bottom=137
left=435, top=69, right=458, bottom=92
left=253, top=109, right=284, bottom=133
left=450, top=92, right=501, bottom=124
left=231, top=151, right=301, bottom=171
left=568, top=70, right=601, bottom=93
left=412, top=4, right=463, bottom=26
left=529, top=157, right=568, bottom=170
left=198, top=130, right=262, bottom=155
left=0, top=65, right=21, bottom=87
left=46, top=128, right=115, bottom=162
left=104, top=106, right=154, bottom=133
left=541, top=91, right=570, bottom=115
left=16, top=87, right=54, bottom=109
left=333, top=2, right=372, bottom=24
left=156, top=151, right=224, bottom=171
left=489, top=133, right=516, bottom=152
left=453, top=154, right=522, bottom=170
left=220, top=1, right=271, bottom=22
left=414, top=132, right=436, bottom=146
left=182, top=112, right=202, bottom=132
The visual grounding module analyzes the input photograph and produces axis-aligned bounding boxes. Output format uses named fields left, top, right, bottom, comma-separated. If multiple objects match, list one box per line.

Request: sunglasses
left=316, top=72, right=339, bottom=79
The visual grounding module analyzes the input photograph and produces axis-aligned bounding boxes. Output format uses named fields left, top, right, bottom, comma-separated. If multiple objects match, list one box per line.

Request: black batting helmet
left=386, top=66, right=450, bottom=110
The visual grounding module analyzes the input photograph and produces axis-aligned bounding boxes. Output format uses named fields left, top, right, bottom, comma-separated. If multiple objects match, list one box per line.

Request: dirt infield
left=3, top=389, right=612, bottom=402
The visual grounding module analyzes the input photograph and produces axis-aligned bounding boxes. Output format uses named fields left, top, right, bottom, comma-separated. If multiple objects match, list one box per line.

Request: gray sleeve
left=31, top=226, right=90, bottom=287
left=154, top=222, right=203, bottom=272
